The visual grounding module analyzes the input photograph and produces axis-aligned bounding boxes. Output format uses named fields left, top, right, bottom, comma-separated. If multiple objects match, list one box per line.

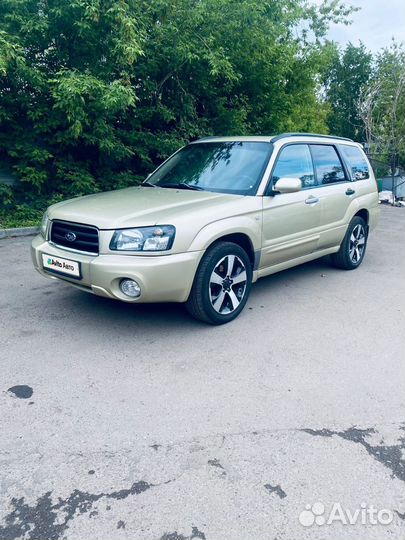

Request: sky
left=313, top=0, right=405, bottom=53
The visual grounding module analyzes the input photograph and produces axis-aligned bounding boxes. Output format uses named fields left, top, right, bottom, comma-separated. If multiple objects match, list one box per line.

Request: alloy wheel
left=209, top=255, right=248, bottom=314
left=349, top=224, right=366, bottom=264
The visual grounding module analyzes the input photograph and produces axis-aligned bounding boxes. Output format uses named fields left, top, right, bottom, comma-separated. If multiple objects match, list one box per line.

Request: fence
left=368, top=157, right=405, bottom=200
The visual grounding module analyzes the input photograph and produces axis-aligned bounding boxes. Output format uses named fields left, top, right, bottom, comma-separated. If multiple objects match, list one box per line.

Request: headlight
left=110, top=225, right=176, bottom=252
left=40, top=212, right=49, bottom=239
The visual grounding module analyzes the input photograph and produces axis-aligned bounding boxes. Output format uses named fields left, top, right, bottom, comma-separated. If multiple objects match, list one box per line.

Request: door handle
left=346, top=188, right=356, bottom=196
left=305, top=196, right=320, bottom=205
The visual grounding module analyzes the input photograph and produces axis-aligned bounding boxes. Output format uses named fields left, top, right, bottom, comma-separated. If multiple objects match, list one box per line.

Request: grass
left=0, top=208, right=42, bottom=229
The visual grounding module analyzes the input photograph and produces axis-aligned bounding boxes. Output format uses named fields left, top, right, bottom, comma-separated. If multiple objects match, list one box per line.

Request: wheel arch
left=353, top=208, right=369, bottom=225
left=188, top=216, right=261, bottom=269
left=208, top=233, right=256, bottom=269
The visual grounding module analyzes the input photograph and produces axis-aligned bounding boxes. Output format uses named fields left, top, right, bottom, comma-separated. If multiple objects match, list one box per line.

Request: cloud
left=312, top=0, right=405, bottom=52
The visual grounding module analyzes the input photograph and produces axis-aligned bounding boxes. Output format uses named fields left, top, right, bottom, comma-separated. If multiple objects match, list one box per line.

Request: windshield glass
left=147, top=141, right=272, bottom=195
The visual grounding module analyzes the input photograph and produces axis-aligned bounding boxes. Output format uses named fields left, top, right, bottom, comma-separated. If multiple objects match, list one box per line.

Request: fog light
left=120, top=279, right=141, bottom=298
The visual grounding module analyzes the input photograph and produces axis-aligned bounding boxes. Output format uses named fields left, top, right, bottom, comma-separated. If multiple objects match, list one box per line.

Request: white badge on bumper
left=42, top=254, right=81, bottom=278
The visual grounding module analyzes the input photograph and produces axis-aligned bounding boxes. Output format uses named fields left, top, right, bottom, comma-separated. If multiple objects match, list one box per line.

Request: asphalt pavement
left=0, top=205, right=404, bottom=540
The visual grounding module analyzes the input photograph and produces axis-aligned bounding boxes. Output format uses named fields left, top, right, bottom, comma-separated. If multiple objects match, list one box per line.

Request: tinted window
left=271, top=144, right=316, bottom=189
left=148, top=142, right=272, bottom=195
left=339, top=145, right=370, bottom=180
left=310, top=145, right=346, bottom=185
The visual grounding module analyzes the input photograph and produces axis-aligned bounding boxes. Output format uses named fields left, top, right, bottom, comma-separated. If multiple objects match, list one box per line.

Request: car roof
left=192, top=133, right=355, bottom=145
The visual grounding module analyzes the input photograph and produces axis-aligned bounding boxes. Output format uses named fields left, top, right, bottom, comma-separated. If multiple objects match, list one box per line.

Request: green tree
left=0, top=0, right=354, bottom=214
left=359, top=42, right=405, bottom=167
left=0, top=0, right=144, bottom=201
left=324, top=41, right=372, bottom=140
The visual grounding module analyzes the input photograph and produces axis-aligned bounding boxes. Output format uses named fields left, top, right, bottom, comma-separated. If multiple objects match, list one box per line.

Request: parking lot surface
left=0, top=205, right=404, bottom=540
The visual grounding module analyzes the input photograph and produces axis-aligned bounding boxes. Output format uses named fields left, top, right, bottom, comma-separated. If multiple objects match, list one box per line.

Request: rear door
left=260, top=143, right=323, bottom=270
left=309, top=144, right=353, bottom=250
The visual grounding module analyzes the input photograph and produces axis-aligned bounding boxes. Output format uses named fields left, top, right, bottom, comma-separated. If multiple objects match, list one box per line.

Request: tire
left=186, top=241, right=252, bottom=324
left=330, top=216, right=368, bottom=270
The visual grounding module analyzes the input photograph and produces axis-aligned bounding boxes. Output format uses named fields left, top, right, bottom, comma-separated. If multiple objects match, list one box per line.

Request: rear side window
left=310, top=145, right=347, bottom=185
left=339, top=145, right=370, bottom=181
left=271, top=144, right=316, bottom=189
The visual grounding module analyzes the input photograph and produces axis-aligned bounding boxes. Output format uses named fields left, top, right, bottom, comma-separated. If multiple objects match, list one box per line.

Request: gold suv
left=31, top=133, right=379, bottom=324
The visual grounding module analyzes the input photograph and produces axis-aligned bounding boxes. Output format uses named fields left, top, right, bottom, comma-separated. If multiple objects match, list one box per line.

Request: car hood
left=48, top=186, right=245, bottom=229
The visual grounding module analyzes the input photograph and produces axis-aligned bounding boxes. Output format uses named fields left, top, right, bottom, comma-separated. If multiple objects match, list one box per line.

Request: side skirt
left=256, top=246, right=340, bottom=280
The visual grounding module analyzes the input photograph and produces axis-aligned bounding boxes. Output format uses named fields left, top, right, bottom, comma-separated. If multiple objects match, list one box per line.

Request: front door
left=260, top=143, right=323, bottom=270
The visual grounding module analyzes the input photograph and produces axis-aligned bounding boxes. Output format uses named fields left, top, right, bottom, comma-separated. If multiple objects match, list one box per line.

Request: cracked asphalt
left=0, top=205, right=404, bottom=540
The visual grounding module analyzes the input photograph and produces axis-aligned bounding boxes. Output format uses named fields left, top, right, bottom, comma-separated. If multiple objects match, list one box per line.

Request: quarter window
left=339, top=145, right=370, bottom=181
left=271, top=144, right=316, bottom=189
left=310, top=144, right=346, bottom=185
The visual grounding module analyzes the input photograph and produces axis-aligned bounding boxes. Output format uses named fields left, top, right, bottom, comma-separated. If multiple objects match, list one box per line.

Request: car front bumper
left=31, top=235, right=204, bottom=303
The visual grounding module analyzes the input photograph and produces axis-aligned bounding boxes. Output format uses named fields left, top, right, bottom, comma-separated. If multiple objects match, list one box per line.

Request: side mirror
left=273, top=177, right=302, bottom=193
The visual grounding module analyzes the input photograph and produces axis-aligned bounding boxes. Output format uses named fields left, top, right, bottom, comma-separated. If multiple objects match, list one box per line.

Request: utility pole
left=390, top=153, right=397, bottom=206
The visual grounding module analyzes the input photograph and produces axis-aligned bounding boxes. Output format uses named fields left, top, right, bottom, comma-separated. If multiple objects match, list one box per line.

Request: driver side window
left=271, top=144, right=316, bottom=190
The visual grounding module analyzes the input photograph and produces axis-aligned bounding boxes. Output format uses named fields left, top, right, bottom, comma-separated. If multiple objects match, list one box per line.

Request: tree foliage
left=323, top=41, right=372, bottom=140
left=359, top=42, right=405, bottom=167
left=0, top=0, right=353, bottom=210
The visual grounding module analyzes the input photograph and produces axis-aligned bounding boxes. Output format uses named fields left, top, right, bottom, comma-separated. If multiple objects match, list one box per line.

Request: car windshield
left=147, top=141, right=272, bottom=195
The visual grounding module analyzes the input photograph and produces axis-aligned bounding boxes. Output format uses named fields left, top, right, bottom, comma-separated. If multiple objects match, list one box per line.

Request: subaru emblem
left=65, top=231, right=77, bottom=242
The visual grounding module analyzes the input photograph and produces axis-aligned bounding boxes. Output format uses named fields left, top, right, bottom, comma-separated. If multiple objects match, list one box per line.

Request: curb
left=0, top=226, right=40, bottom=239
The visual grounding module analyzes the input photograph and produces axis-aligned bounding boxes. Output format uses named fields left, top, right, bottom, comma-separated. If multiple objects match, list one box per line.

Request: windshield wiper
left=159, top=182, right=204, bottom=191
left=141, top=180, right=157, bottom=188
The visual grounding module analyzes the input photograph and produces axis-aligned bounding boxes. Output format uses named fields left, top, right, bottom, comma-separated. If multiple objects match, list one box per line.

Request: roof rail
left=271, top=132, right=353, bottom=143
left=194, top=136, right=223, bottom=142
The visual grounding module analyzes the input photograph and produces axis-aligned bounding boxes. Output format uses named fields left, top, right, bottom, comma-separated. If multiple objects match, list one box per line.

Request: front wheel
left=330, top=216, right=368, bottom=270
left=186, top=241, right=252, bottom=324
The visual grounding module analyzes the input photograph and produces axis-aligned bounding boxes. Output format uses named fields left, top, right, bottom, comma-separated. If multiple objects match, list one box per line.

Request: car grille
left=50, top=220, right=99, bottom=254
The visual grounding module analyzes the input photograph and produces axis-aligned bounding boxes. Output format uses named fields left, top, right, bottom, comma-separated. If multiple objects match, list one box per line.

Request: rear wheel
left=186, top=241, right=252, bottom=324
left=330, top=216, right=368, bottom=270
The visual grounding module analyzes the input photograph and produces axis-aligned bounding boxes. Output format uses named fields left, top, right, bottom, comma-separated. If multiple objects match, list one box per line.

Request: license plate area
left=42, top=253, right=82, bottom=279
